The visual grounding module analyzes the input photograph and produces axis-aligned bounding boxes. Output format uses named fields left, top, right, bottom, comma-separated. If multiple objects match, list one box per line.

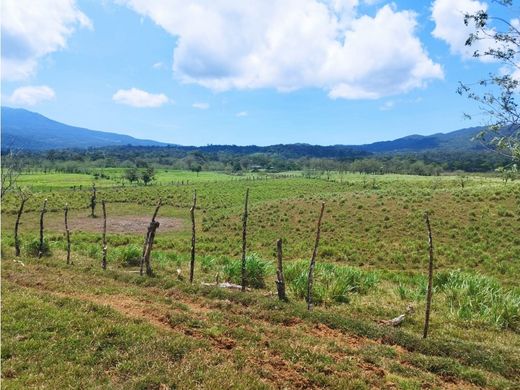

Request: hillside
left=355, top=127, right=485, bottom=154
left=1, top=107, right=166, bottom=150
left=1, top=107, right=487, bottom=155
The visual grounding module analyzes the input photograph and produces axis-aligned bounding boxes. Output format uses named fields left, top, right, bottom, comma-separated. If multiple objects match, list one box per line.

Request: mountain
left=1, top=107, right=167, bottom=150
left=353, top=126, right=485, bottom=154
left=1, top=106, right=487, bottom=155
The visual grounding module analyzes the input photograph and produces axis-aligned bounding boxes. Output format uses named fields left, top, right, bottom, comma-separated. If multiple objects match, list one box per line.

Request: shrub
left=24, top=238, right=51, bottom=257
left=222, top=253, right=273, bottom=288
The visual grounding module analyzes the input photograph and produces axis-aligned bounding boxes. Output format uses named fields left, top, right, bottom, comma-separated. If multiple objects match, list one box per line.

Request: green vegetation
left=2, top=170, right=520, bottom=389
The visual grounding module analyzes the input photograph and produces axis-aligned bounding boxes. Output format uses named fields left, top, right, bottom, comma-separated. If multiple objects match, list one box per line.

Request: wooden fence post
left=423, top=211, right=434, bottom=339
left=14, top=191, right=29, bottom=257
left=64, top=203, right=71, bottom=264
left=140, top=200, right=162, bottom=276
left=90, top=183, right=97, bottom=217
left=101, top=200, right=107, bottom=270
left=189, top=190, right=197, bottom=283
left=241, top=188, right=249, bottom=292
left=275, top=239, right=287, bottom=301
left=38, top=199, right=48, bottom=259
left=307, top=202, right=325, bottom=311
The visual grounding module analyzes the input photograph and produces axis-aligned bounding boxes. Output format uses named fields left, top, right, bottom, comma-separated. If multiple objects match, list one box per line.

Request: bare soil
left=68, top=216, right=183, bottom=233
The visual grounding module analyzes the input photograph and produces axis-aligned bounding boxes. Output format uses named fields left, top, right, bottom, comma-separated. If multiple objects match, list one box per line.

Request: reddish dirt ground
left=68, top=216, right=183, bottom=233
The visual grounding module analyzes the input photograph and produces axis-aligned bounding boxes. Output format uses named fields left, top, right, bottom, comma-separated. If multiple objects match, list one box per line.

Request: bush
left=222, top=253, right=273, bottom=288
left=117, top=244, right=142, bottom=267
left=285, top=261, right=379, bottom=305
left=24, top=238, right=51, bottom=257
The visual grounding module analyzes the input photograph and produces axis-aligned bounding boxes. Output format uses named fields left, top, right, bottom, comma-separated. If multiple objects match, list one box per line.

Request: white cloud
left=1, top=0, right=91, bottom=80
left=153, top=61, right=165, bottom=69
left=192, top=102, right=209, bottom=109
left=119, top=1, right=443, bottom=99
left=236, top=111, right=248, bottom=117
left=112, top=88, right=170, bottom=107
left=431, top=0, right=497, bottom=60
left=379, top=100, right=395, bottom=111
left=7, top=85, right=56, bottom=106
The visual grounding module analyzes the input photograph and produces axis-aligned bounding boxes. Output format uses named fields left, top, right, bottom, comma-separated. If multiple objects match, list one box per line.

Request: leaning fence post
left=140, top=200, right=162, bottom=276
left=423, top=211, right=434, bottom=339
left=64, top=203, right=72, bottom=264
left=189, top=190, right=197, bottom=283
left=307, top=202, right=325, bottom=311
left=241, top=188, right=250, bottom=292
left=101, top=200, right=107, bottom=270
left=275, top=239, right=287, bottom=301
left=14, top=191, right=30, bottom=257
left=37, top=199, right=48, bottom=259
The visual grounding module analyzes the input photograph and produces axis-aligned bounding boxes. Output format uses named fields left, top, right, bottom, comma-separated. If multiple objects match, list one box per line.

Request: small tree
left=1, top=150, right=22, bottom=198
left=124, top=167, right=140, bottom=184
left=141, top=167, right=155, bottom=185
left=459, top=0, right=519, bottom=170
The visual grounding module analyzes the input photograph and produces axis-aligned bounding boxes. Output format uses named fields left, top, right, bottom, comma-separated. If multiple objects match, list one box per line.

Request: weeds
left=285, top=261, right=379, bottom=305
left=435, top=270, right=520, bottom=331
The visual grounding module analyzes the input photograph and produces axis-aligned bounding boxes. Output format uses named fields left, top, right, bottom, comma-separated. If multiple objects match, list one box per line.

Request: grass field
left=2, top=170, right=520, bottom=389
left=16, top=169, right=260, bottom=190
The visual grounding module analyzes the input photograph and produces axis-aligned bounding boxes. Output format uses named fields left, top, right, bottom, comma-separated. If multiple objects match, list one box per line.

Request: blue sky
left=1, top=0, right=516, bottom=145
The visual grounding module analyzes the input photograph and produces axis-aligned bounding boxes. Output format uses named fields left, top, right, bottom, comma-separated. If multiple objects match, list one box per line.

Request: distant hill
left=1, top=107, right=166, bottom=150
left=353, top=127, right=485, bottom=154
left=1, top=106, right=487, bottom=155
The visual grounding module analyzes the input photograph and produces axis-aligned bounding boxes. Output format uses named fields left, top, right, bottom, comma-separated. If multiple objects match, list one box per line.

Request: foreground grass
left=2, top=256, right=519, bottom=389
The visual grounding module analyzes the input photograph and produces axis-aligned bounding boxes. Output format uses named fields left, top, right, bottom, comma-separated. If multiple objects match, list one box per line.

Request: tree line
left=3, top=146, right=512, bottom=177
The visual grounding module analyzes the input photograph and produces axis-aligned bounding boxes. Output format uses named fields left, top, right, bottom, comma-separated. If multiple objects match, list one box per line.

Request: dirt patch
left=308, top=322, right=366, bottom=350
left=69, top=216, right=183, bottom=234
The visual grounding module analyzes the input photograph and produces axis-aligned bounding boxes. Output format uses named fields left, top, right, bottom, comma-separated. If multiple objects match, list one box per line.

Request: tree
left=141, top=167, right=155, bottom=185
left=124, top=167, right=140, bottom=184
left=459, top=0, right=519, bottom=169
left=191, top=164, right=202, bottom=176
left=1, top=151, right=22, bottom=198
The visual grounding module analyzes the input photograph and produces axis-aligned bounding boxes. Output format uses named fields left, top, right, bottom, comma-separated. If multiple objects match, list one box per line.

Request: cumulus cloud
left=192, top=102, right=209, bottom=109
left=431, top=0, right=497, bottom=60
left=236, top=111, right=248, bottom=117
left=118, top=1, right=443, bottom=99
left=112, top=88, right=170, bottom=107
left=1, top=0, right=91, bottom=80
left=7, top=85, right=56, bottom=106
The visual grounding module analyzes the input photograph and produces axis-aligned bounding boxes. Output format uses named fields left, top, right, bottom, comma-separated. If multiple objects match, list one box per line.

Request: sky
left=1, top=0, right=518, bottom=146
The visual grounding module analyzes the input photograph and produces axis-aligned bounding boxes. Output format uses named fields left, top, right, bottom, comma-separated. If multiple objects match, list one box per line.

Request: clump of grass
left=285, top=261, right=379, bottom=305
left=23, top=238, right=51, bottom=257
left=115, top=244, right=141, bottom=267
left=435, top=270, right=520, bottom=331
left=222, top=253, right=273, bottom=288
left=152, top=251, right=183, bottom=267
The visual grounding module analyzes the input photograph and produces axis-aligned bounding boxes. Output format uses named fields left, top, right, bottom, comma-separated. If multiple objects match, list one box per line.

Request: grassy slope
left=2, top=171, right=520, bottom=389
left=2, top=258, right=519, bottom=390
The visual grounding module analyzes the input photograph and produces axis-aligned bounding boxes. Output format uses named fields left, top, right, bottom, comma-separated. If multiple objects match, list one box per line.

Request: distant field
left=2, top=171, right=519, bottom=389
left=16, top=169, right=246, bottom=190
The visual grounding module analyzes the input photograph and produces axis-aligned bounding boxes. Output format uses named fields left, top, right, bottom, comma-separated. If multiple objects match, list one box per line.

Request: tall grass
left=222, top=253, right=274, bottom=288
left=285, top=261, right=379, bottom=305
left=434, top=270, right=520, bottom=331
